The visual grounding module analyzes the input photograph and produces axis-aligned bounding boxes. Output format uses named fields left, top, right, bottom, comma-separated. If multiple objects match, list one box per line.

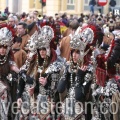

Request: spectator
left=12, top=36, right=27, bottom=68
left=17, top=22, right=30, bottom=50
left=109, top=0, right=116, bottom=7
left=8, top=16, right=16, bottom=28
left=60, top=20, right=79, bottom=61
left=89, top=0, right=96, bottom=14
left=62, top=14, right=69, bottom=27
left=109, top=0, right=116, bottom=11
left=4, top=7, right=9, bottom=15
left=78, top=13, right=84, bottom=23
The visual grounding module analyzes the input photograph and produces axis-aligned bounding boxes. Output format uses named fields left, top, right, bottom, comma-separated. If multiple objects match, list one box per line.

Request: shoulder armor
left=45, top=61, right=65, bottom=74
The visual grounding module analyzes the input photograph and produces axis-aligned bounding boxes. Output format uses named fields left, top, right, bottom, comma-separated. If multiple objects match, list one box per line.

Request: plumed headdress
left=37, top=25, right=54, bottom=56
left=0, top=27, right=13, bottom=46
left=70, top=33, right=89, bottom=62
left=0, top=27, right=13, bottom=65
left=70, top=34, right=81, bottom=50
left=25, top=31, right=38, bottom=57
left=79, top=23, right=104, bottom=65
left=81, top=22, right=104, bottom=47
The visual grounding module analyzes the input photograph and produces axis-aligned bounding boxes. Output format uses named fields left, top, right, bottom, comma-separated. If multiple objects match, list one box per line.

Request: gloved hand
left=19, top=70, right=34, bottom=84
left=18, top=70, right=27, bottom=76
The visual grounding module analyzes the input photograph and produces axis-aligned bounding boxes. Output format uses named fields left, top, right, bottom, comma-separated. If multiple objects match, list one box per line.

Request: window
left=67, top=0, right=75, bottom=10
left=84, top=0, right=89, bottom=5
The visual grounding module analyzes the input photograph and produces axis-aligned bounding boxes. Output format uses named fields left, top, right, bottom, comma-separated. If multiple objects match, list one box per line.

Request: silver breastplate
left=39, top=85, right=47, bottom=95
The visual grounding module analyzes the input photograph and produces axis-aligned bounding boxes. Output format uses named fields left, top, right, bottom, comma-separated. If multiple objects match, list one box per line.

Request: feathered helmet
left=70, top=34, right=81, bottom=50
left=70, top=34, right=85, bottom=62
left=0, top=27, right=13, bottom=54
left=70, top=23, right=103, bottom=64
left=0, top=27, right=13, bottom=64
left=80, top=22, right=103, bottom=48
left=0, top=27, right=13, bottom=46
left=37, top=25, right=54, bottom=56
left=25, top=31, right=38, bottom=57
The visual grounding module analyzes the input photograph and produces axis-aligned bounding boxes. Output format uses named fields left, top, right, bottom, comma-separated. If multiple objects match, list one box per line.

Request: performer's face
left=0, top=45, right=7, bottom=56
left=39, top=49, right=47, bottom=59
left=27, top=51, right=34, bottom=62
left=72, top=51, right=80, bottom=63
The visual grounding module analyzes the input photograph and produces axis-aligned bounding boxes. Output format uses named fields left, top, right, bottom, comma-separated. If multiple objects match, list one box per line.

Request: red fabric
left=58, top=21, right=65, bottom=26
left=84, top=51, right=92, bottom=66
left=0, top=22, right=7, bottom=28
left=50, top=38, right=57, bottom=50
left=7, top=25, right=16, bottom=37
left=96, top=54, right=106, bottom=69
left=81, top=23, right=99, bottom=46
left=114, top=75, right=120, bottom=87
left=40, top=21, right=58, bottom=50
left=0, top=23, right=16, bottom=37
left=96, top=67, right=107, bottom=87
left=105, top=39, right=115, bottom=61
left=40, top=21, right=47, bottom=27
left=96, top=53, right=116, bottom=86
left=50, top=48, right=57, bottom=63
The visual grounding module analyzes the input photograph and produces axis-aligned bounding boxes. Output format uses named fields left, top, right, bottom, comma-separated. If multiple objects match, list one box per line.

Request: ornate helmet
left=37, top=25, right=54, bottom=56
left=0, top=27, right=13, bottom=65
left=70, top=34, right=81, bottom=50
left=80, top=22, right=103, bottom=47
left=70, top=34, right=87, bottom=62
left=25, top=31, right=38, bottom=57
left=79, top=23, right=104, bottom=65
left=0, top=27, right=13, bottom=46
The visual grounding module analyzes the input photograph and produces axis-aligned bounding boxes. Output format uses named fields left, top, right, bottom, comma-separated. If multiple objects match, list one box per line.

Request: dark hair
left=55, top=13, right=58, bottom=16
left=69, top=20, right=79, bottom=30
left=38, top=14, right=41, bottom=17
left=21, top=13, right=26, bottom=18
left=37, top=49, right=51, bottom=67
left=71, top=49, right=80, bottom=56
left=36, top=49, right=52, bottom=78
left=13, top=36, right=22, bottom=43
left=18, top=22, right=28, bottom=29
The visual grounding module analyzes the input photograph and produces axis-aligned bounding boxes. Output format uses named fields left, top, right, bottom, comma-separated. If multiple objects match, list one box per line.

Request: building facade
left=0, top=0, right=120, bottom=16
left=0, top=0, right=7, bottom=12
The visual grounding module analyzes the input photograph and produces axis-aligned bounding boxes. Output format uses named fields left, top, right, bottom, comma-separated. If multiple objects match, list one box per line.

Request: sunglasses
left=0, top=45, right=8, bottom=49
